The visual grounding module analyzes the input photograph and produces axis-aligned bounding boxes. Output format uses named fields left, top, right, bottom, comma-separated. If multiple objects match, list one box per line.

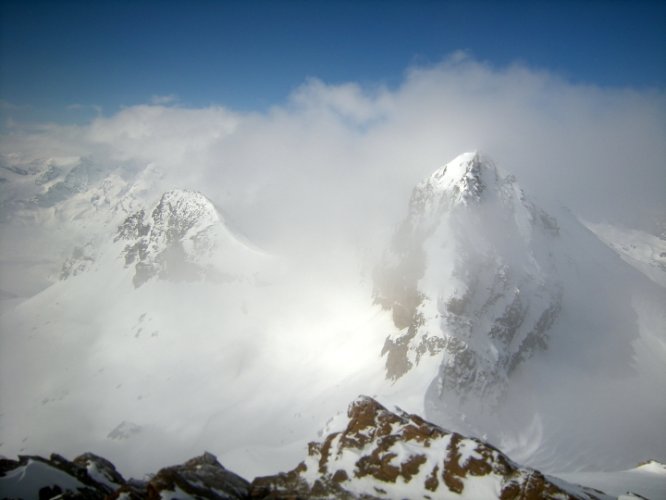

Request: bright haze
left=1, top=1, right=665, bottom=245
left=0, top=0, right=665, bottom=487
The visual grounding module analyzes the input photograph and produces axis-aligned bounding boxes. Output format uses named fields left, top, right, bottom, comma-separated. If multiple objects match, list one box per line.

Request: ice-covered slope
left=585, top=221, right=666, bottom=288
left=374, top=152, right=666, bottom=472
left=0, top=186, right=394, bottom=480
left=557, top=461, right=666, bottom=500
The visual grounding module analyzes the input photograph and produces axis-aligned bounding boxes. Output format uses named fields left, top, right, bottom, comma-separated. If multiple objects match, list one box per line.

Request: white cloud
left=288, top=78, right=393, bottom=124
left=66, top=103, right=102, bottom=115
left=0, top=99, right=28, bottom=111
left=150, top=94, right=179, bottom=105
left=2, top=56, right=665, bottom=251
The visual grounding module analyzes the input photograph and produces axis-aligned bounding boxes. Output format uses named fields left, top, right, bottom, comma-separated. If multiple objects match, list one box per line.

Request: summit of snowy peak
left=152, top=189, right=220, bottom=231
left=157, top=188, right=218, bottom=215
left=406, top=152, right=558, bottom=239
left=373, top=153, right=666, bottom=473
left=431, top=151, right=489, bottom=188
left=412, top=151, right=501, bottom=212
left=375, top=152, right=565, bottom=415
left=116, top=189, right=220, bottom=245
left=114, top=189, right=264, bottom=287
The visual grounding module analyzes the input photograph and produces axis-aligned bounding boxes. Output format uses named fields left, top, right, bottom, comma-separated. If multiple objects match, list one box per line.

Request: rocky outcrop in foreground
left=0, top=451, right=249, bottom=500
left=251, top=396, right=608, bottom=499
left=0, top=397, right=612, bottom=499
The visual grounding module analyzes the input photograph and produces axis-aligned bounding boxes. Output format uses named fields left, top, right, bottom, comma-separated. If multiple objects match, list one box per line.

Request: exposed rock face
left=55, top=188, right=270, bottom=294
left=250, top=396, right=606, bottom=499
left=116, top=189, right=219, bottom=287
left=115, top=189, right=254, bottom=287
left=142, top=452, right=250, bottom=499
left=0, top=452, right=126, bottom=499
left=0, top=452, right=250, bottom=500
left=374, top=152, right=562, bottom=406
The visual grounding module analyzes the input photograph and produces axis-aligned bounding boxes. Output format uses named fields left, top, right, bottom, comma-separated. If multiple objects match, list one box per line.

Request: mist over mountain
left=374, top=153, right=666, bottom=472
left=1, top=60, right=665, bottom=499
left=1, top=140, right=665, bottom=487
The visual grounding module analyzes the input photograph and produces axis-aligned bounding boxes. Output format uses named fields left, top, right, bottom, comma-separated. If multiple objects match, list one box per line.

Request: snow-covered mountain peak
left=376, top=154, right=563, bottom=397
left=150, top=189, right=221, bottom=237
left=114, top=189, right=265, bottom=287
left=372, top=152, right=666, bottom=472
left=116, top=189, right=219, bottom=247
left=428, top=151, right=491, bottom=195
left=412, top=151, right=501, bottom=214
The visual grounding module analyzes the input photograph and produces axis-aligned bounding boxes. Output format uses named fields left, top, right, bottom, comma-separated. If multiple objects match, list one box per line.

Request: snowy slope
left=585, top=221, right=666, bottom=288
left=0, top=187, right=395, bottom=479
left=556, top=461, right=666, bottom=500
left=0, top=273, right=395, bottom=479
left=0, top=155, right=421, bottom=482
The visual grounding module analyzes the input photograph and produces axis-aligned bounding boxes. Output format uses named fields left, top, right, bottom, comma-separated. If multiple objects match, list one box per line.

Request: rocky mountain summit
left=57, top=188, right=268, bottom=287
left=1, top=397, right=621, bottom=500
left=374, top=152, right=563, bottom=404
left=368, top=152, right=666, bottom=472
left=116, top=189, right=229, bottom=287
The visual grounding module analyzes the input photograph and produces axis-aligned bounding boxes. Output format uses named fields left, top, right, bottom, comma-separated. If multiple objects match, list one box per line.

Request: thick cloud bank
left=2, top=55, right=665, bottom=254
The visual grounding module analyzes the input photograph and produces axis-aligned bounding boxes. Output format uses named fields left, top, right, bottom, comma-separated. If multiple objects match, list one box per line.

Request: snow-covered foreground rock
left=252, top=396, right=614, bottom=499
left=9, top=396, right=665, bottom=499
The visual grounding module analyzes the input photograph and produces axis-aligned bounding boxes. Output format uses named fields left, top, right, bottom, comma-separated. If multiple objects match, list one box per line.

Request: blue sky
left=1, top=0, right=665, bottom=123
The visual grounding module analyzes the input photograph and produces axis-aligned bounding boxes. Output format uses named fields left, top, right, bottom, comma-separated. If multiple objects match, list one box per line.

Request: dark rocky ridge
left=0, top=451, right=250, bottom=500
left=0, top=397, right=611, bottom=500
